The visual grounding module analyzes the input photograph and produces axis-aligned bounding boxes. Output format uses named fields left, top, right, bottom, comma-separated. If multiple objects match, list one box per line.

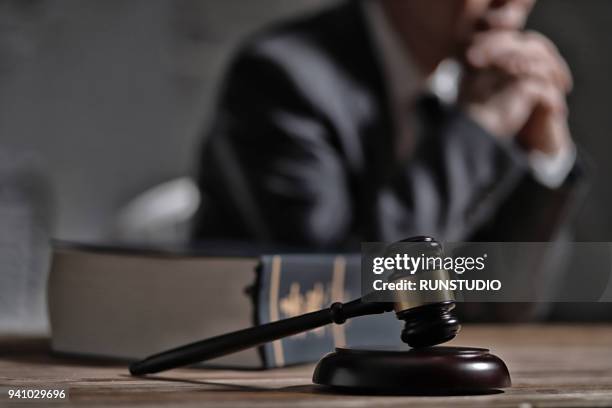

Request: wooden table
left=2, top=325, right=612, bottom=407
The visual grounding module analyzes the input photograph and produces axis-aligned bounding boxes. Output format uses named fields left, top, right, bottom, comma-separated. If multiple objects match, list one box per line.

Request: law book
left=48, top=242, right=402, bottom=368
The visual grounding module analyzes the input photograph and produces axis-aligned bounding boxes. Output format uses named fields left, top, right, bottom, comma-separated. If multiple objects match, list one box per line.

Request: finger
left=524, top=31, right=573, bottom=91
left=519, top=78, right=568, bottom=116
left=466, top=31, right=520, bottom=67
left=471, top=48, right=568, bottom=93
left=516, top=37, right=569, bottom=90
left=468, top=31, right=572, bottom=92
left=503, top=52, right=570, bottom=92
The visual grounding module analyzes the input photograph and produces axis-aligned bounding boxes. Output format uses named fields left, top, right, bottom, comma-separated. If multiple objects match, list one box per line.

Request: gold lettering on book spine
left=275, top=257, right=351, bottom=350
left=269, top=255, right=284, bottom=367
left=279, top=282, right=327, bottom=337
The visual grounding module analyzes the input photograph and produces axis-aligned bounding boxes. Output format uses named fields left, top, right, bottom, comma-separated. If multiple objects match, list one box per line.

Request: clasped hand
left=461, top=30, right=573, bottom=155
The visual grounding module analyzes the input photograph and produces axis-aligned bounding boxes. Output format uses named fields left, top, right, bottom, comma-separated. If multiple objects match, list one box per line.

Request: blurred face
left=458, top=0, right=536, bottom=40
left=380, top=0, right=536, bottom=62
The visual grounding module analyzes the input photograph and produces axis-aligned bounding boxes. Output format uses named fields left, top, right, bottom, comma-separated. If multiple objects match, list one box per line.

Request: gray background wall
left=0, top=0, right=610, bottom=242
left=0, top=0, right=331, bottom=241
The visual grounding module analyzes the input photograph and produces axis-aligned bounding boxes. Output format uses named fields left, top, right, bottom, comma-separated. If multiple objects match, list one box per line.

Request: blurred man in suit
left=193, top=0, right=581, bottom=250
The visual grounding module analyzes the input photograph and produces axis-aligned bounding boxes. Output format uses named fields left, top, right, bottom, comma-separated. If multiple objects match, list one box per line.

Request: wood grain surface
left=2, top=325, right=612, bottom=407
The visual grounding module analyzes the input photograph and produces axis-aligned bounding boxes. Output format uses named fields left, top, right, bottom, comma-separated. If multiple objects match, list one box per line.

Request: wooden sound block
left=312, top=346, right=511, bottom=395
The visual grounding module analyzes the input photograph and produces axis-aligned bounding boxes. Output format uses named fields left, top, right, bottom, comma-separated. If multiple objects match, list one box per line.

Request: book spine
left=256, top=254, right=402, bottom=368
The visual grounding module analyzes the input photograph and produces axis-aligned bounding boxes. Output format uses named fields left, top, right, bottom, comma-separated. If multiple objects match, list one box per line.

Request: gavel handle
left=129, top=298, right=392, bottom=375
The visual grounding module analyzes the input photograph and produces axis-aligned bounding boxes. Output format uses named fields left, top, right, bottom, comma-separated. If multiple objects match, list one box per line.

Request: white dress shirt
left=363, top=1, right=575, bottom=189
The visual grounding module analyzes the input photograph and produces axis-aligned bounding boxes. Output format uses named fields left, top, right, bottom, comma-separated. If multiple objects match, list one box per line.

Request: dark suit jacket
left=193, top=1, right=582, bottom=251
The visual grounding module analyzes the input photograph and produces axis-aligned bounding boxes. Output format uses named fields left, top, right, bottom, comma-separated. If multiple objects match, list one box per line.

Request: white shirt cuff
left=527, top=143, right=577, bottom=189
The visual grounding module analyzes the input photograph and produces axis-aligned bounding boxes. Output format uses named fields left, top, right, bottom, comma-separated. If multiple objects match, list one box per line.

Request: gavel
left=129, top=236, right=460, bottom=376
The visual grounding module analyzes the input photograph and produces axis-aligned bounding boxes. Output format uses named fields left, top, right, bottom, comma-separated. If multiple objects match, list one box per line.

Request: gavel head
left=387, top=236, right=461, bottom=348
